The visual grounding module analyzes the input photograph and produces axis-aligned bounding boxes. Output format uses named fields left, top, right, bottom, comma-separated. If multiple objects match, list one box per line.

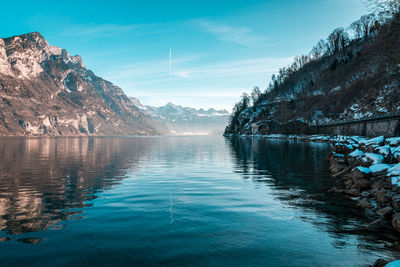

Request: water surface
left=0, top=136, right=398, bottom=266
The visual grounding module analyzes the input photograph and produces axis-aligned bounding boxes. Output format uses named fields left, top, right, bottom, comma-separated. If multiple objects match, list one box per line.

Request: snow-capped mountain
left=0, top=32, right=158, bottom=136
left=130, top=98, right=229, bottom=135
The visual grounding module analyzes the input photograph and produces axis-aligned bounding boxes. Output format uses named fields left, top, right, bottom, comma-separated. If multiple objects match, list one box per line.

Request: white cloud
left=192, top=19, right=265, bottom=46
left=103, top=55, right=294, bottom=110
left=61, top=24, right=141, bottom=38
left=105, top=55, right=293, bottom=84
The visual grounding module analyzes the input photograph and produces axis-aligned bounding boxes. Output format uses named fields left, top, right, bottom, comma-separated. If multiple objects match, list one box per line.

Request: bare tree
left=326, top=28, right=349, bottom=55
left=359, top=14, right=376, bottom=39
left=240, top=93, right=250, bottom=110
left=350, top=19, right=363, bottom=39
left=350, top=13, right=377, bottom=39
left=366, top=0, right=400, bottom=15
left=251, top=86, right=261, bottom=105
left=310, top=39, right=328, bottom=59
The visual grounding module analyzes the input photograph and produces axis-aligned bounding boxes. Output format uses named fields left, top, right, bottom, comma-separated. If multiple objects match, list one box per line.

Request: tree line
left=227, top=0, right=400, bottom=132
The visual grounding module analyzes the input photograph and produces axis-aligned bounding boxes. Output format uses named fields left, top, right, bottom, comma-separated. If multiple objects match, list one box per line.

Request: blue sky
left=0, top=0, right=367, bottom=110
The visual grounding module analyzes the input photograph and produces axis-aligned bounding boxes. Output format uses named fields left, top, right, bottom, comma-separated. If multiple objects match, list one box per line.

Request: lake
left=0, top=136, right=398, bottom=266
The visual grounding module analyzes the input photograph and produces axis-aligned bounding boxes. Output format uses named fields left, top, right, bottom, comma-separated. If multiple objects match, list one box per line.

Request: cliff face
left=225, top=13, right=400, bottom=136
left=0, top=32, right=158, bottom=136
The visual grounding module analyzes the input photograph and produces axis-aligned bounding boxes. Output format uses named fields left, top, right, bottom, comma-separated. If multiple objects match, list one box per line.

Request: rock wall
left=242, top=117, right=400, bottom=138
left=317, top=118, right=400, bottom=137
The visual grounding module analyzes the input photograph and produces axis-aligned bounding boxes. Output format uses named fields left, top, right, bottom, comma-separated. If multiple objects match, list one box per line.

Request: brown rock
left=371, top=181, right=384, bottom=191
left=331, top=154, right=347, bottom=164
left=374, top=258, right=389, bottom=267
left=353, top=179, right=371, bottom=191
left=328, top=187, right=344, bottom=193
left=344, top=179, right=353, bottom=188
left=349, top=167, right=371, bottom=181
left=375, top=189, right=387, bottom=206
left=358, top=198, right=373, bottom=209
left=367, top=219, right=385, bottom=230
left=332, top=166, right=352, bottom=178
left=345, top=188, right=360, bottom=196
left=393, top=197, right=400, bottom=211
left=330, top=162, right=347, bottom=173
left=376, top=206, right=393, bottom=218
left=333, top=143, right=353, bottom=154
left=392, top=213, right=400, bottom=233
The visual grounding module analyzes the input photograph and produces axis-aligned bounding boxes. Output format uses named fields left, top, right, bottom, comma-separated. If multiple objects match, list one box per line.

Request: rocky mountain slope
left=225, top=9, right=400, bottom=136
left=0, top=32, right=158, bottom=136
left=130, top=98, right=229, bottom=135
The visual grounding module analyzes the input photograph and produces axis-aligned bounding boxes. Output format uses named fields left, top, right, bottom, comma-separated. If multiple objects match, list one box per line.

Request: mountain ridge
left=224, top=10, right=400, bottom=136
left=130, top=97, right=229, bottom=135
left=0, top=32, right=159, bottom=136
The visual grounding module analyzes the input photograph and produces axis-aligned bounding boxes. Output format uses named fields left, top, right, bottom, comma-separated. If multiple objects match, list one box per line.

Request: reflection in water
left=0, top=137, right=151, bottom=235
left=226, top=137, right=400, bottom=250
left=0, top=136, right=399, bottom=266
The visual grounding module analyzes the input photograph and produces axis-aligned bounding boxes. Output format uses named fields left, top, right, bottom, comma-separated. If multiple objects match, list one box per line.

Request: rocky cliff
left=0, top=32, right=158, bottom=136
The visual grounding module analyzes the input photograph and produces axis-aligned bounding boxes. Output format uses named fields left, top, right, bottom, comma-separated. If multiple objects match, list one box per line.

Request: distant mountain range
left=130, top=98, right=229, bottom=135
left=0, top=32, right=228, bottom=136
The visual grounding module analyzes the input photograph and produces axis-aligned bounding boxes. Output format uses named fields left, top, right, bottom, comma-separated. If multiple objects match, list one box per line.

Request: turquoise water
left=0, top=136, right=398, bottom=266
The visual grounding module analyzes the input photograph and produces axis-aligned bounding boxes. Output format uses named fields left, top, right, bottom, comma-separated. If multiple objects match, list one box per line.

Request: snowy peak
left=129, top=97, right=229, bottom=135
left=148, top=102, right=229, bottom=121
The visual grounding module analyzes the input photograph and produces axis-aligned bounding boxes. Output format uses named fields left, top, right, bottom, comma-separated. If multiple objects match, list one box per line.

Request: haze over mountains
left=0, top=32, right=227, bottom=136
left=131, top=98, right=229, bottom=135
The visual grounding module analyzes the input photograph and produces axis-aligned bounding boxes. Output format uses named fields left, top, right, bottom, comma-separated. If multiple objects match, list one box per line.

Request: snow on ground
left=386, top=137, right=400, bottom=146
left=359, top=136, right=385, bottom=146
left=369, top=164, right=392, bottom=174
left=386, top=260, right=400, bottom=267
left=376, top=145, right=391, bottom=156
left=388, top=163, right=400, bottom=177
left=363, top=153, right=384, bottom=164
left=356, top=166, right=371, bottom=174
left=349, top=149, right=364, bottom=157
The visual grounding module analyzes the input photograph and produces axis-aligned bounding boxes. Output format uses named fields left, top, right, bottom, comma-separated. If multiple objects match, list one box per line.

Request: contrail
left=169, top=48, right=172, bottom=84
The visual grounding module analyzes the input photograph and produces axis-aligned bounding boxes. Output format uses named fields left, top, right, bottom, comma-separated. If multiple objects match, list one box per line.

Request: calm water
left=0, top=136, right=399, bottom=266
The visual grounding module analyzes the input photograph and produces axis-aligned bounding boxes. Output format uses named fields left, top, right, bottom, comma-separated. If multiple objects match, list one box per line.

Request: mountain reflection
left=0, top=137, right=151, bottom=235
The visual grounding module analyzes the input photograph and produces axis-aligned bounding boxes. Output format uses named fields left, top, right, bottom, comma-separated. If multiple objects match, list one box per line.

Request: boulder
left=392, top=213, right=400, bottom=233
left=367, top=219, right=385, bottom=230
left=371, top=181, right=384, bottom=191
left=375, top=189, right=387, bottom=206
left=344, top=178, right=354, bottom=188
left=374, top=258, right=389, bottom=267
left=349, top=167, right=371, bottom=181
left=358, top=198, right=373, bottom=209
left=376, top=206, right=393, bottom=218
left=332, top=167, right=352, bottom=178
left=353, top=179, right=371, bottom=191
left=330, top=162, right=347, bottom=174
left=333, top=143, right=353, bottom=154
left=392, top=196, right=400, bottom=211
left=328, top=187, right=344, bottom=194
left=345, top=188, right=360, bottom=196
